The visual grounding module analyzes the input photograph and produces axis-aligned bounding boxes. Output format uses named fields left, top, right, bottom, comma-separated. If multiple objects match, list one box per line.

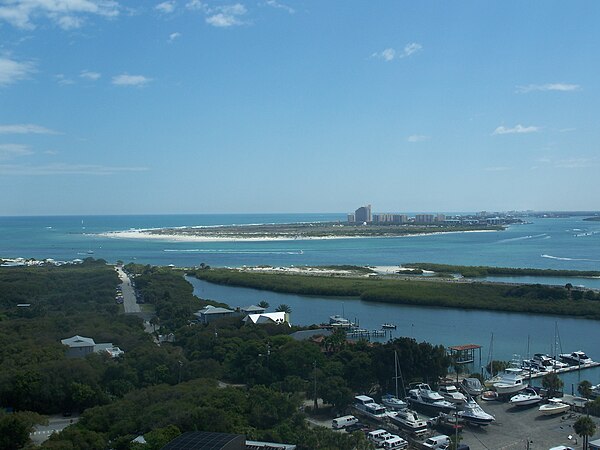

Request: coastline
left=98, top=228, right=501, bottom=243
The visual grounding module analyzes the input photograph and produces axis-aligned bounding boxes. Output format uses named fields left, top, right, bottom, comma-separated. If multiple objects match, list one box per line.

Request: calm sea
left=1, top=214, right=599, bottom=287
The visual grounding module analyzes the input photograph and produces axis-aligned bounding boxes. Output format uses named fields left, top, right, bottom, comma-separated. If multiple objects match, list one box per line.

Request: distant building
left=373, top=213, right=408, bottom=224
left=415, top=214, right=434, bottom=224
left=194, top=305, right=236, bottom=324
left=355, top=204, right=372, bottom=223
left=436, top=214, right=446, bottom=222
left=240, top=305, right=266, bottom=315
left=243, top=312, right=290, bottom=326
left=61, top=335, right=124, bottom=358
left=347, top=213, right=355, bottom=223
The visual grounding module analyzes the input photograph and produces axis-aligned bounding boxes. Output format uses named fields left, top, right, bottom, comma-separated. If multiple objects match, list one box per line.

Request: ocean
left=2, top=214, right=599, bottom=287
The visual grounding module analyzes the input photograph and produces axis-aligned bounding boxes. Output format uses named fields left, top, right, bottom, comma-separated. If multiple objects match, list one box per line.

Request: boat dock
left=524, top=361, right=600, bottom=379
left=346, top=329, right=387, bottom=339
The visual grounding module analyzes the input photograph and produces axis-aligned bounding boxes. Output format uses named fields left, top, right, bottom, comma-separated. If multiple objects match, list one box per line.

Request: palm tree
left=257, top=300, right=270, bottom=310
left=573, top=416, right=596, bottom=449
left=275, top=304, right=292, bottom=314
left=542, top=372, right=564, bottom=398
left=578, top=380, right=593, bottom=399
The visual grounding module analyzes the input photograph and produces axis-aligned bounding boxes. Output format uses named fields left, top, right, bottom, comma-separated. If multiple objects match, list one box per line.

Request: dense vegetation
left=1, top=260, right=452, bottom=449
left=404, top=262, right=600, bottom=278
left=192, top=268, right=600, bottom=319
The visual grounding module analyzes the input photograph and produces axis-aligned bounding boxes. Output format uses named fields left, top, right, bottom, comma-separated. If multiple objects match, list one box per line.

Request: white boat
left=406, top=384, right=455, bottom=413
left=329, top=315, right=354, bottom=328
left=509, top=388, right=543, bottom=407
left=409, top=383, right=445, bottom=402
left=559, top=351, right=593, bottom=366
left=457, top=398, right=495, bottom=426
left=591, top=384, right=600, bottom=399
left=530, top=353, right=568, bottom=371
left=382, top=323, right=397, bottom=329
left=460, top=378, right=483, bottom=397
left=353, top=395, right=388, bottom=420
left=492, top=368, right=527, bottom=395
left=438, top=384, right=467, bottom=404
left=539, top=398, right=570, bottom=416
left=388, top=409, right=428, bottom=435
left=381, top=394, right=407, bottom=410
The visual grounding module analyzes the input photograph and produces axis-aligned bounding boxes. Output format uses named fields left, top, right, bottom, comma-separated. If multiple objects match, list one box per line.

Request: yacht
left=388, top=409, right=428, bottom=435
left=530, top=353, right=568, bottom=371
left=460, top=378, right=483, bottom=397
left=407, top=384, right=455, bottom=413
left=492, top=368, right=527, bottom=395
left=353, top=395, right=388, bottom=421
left=438, top=384, right=467, bottom=404
left=559, top=351, right=593, bottom=366
left=457, top=398, right=495, bottom=426
left=329, top=315, right=354, bottom=328
left=539, top=398, right=570, bottom=416
left=381, top=394, right=407, bottom=411
left=509, top=388, right=543, bottom=407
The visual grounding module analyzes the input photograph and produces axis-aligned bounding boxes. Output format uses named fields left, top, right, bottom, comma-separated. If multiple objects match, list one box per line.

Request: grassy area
left=192, top=268, right=600, bottom=319
left=403, top=262, right=600, bottom=278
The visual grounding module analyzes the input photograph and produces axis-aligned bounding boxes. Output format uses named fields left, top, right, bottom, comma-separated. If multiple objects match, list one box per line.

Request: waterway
left=187, top=276, right=600, bottom=390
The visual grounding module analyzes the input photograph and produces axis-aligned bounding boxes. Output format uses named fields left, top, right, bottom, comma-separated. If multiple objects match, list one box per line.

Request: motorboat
left=492, top=368, right=527, bottom=395
left=539, top=398, right=570, bottom=416
left=457, top=398, right=495, bottom=426
left=530, top=353, right=568, bottom=371
left=406, top=385, right=455, bottom=414
left=438, top=384, right=467, bottom=404
left=509, top=388, right=543, bottom=407
left=481, top=391, right=498, bottom=401
left=427, top=412, right=464, bottom=433
left=353, top=395, right=388, bottom=420
left=559, top=351, right=593, bottom=366
left=382, top=323, right=397, bottom=329
left=329, top=315, right=354, bottom=328
left=388, top=408, right=428, bottom=435
left=381, top=394, right=407, bottom=411
left=460, top=378, right=483, bottom=397
left=591, top=384, right=600, bottom=399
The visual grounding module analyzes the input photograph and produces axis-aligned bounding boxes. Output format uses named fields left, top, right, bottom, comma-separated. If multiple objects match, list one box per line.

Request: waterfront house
left=194, top=305, right=236, bottom=324
left=240, top=305, right=266, bottom=315
left=243, top=312, right=290, bottom=326
left=61, top=335, right=124, bottom=358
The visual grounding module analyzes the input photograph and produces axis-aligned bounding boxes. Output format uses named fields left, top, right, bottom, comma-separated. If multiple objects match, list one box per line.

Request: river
left=187, top=276, right=600, bottom=391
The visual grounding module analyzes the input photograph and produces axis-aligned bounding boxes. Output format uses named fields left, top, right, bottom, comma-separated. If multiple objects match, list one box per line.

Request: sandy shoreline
left=97, top=228, right=500, bottom=243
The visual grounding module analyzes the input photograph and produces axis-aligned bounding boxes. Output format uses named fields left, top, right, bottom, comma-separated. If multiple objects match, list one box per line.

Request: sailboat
left=381, top=351, right=407, bottom=410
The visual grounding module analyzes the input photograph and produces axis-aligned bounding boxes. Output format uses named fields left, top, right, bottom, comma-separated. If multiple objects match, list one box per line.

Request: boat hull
left=539, top=404, right=570, bottom=416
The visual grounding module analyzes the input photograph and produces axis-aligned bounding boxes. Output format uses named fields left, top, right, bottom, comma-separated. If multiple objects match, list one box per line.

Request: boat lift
left=448, top=344, right=482, bottom=365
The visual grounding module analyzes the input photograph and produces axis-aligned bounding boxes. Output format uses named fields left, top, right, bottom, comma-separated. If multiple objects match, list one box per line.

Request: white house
left=243, top=312, right=290, bottom=326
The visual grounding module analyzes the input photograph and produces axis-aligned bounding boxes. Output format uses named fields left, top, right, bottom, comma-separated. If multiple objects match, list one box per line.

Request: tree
left=258, top=300, right=270, bottom=309
left=573, top=415, right=596, bottom=449
left=542, top=372, right=564, bottom=398
left=275, top=304, right=292, bottom=314
left=565, top=283, right=573, bottom=299
left=578, top=380, right=593, bottom=399
left=0, top=411, right=46, bottom=450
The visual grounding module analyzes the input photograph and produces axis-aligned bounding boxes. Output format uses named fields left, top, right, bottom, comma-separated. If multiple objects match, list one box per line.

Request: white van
left=382, top=435, right=408, bottom=449
left=367, top=429, right=392, bottom=445
left=332, top=415, right=358, bottom=429
left=423, top=435, right=451, bottom=449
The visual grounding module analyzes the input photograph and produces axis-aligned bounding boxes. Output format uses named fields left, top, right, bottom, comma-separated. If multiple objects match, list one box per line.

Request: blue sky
left=1, top=1, right=599, bottom=215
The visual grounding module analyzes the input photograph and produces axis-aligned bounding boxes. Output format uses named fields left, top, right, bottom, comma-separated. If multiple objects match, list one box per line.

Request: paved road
left=30, top=415, right=79, bottom=445
left=116, top=267, right=141, bottom=313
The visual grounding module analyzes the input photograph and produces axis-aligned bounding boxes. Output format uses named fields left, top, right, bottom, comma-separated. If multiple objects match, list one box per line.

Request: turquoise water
left=1, top=214, right=599, bottom=287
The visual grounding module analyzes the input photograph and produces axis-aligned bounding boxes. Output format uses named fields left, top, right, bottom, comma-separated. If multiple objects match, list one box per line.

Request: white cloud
left=112, top=74, right=151, bottom=87
left=0, top=163, right=149, bottom=175
left=0, top=0, right=120, bottom=30
left=407, top=134, right=429, bottom=143
left=536, top=156, right=597, bottom=170
left=492, top=124, right=540, bottom=135
left=80, top=70, right=101, bottom=80
left=0, top=143, right=33, bottom=160
left=265, top=0, right=294, bottom=14
left=155, top=1, right=176, bottom=14
left=186, top=0, right=206, bottom=11
left=372, top=43, right=422, bottom=62
left=168, top=32, right=181, bottom=42
left=206, top=3, right=247, bottom=27
left=516, top=83, right=580, bottom=94
left=0, top=124, right=58, bottom=135
left=55, top=73, right=75, bottom=85
left=0, top=57, right=35, bottom=86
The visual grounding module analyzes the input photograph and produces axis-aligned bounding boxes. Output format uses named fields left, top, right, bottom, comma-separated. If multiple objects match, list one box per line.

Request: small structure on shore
left=61, top=335, right=124, bottom=358
left=194, top=305, right=236, bottom=324
left=447, top=344, right=482, bottom=365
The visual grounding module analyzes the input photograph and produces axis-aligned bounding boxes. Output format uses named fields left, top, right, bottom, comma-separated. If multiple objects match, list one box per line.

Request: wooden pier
left=524, top=361, right=600, bottom=379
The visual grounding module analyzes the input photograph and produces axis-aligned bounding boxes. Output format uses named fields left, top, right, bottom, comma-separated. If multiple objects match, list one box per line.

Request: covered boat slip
left=447, top=344, right=482, bottom=365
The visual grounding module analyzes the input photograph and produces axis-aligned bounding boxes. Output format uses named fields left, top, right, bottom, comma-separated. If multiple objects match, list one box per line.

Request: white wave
left=163, top=249, right=304, bottom=255
left=497, top=233, right=547, bottom=243
left=541, top=254, right=600, bottom=262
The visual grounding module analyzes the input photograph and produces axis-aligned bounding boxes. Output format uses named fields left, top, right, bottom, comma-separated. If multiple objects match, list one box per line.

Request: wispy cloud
left=264, top=0, right=294, bottom=14
left=112, top=74, right=152, bottom=87
left=0, top=163, right=149, bottom=176
left=0, top=0, right=120, bottom=30
left=155, top=1, right=176, bottom=14
left=372, top=43, right=422, bottom=61
left=492, top=124, right=540, bottom=135
left=0, top=124, right=58, bottom=135
left=206, top=4, right=247, bottom=27
left=0, top=57, right=35, bottom=86
left=407, top=134, right=430, bottom=143
left=168, top=32, right=181, bottom=42
left=186, top=0, right=206, bottom=11
left=0, top=143, right=33, bottom=160
left=55, top=73, right=74, bottom=85
left=80, top=70, right=101, bottom=81
left=516, top=83, right=580, bottom=94
left=535, top=156, right=598, bottom=170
